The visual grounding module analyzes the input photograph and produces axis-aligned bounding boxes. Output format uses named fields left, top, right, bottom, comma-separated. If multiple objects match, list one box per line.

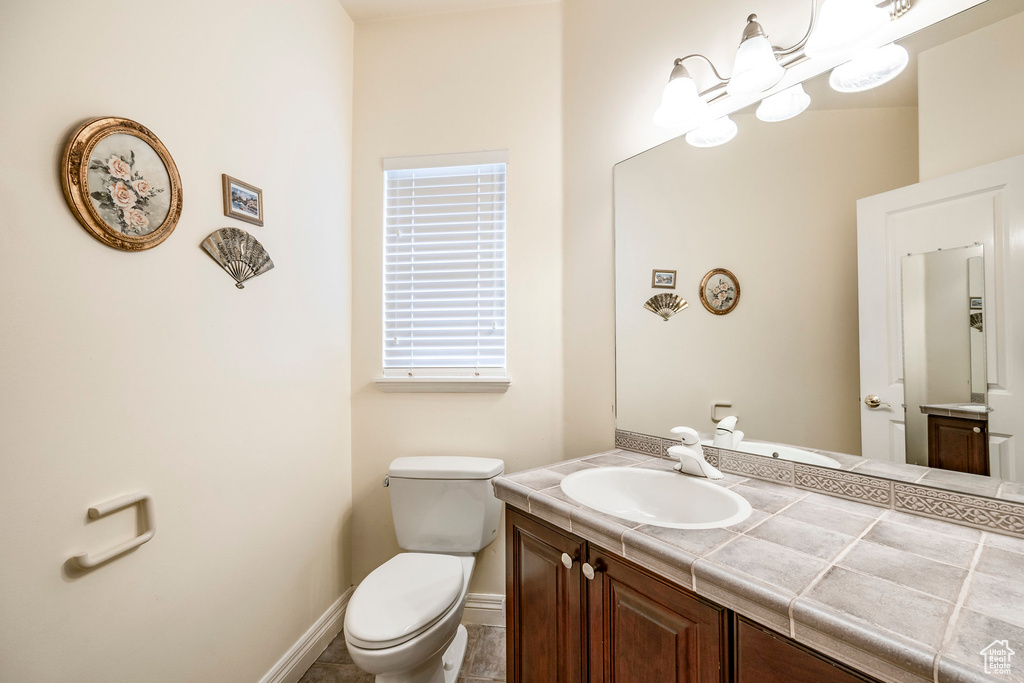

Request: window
left=376, top=151, right=509, bottom=393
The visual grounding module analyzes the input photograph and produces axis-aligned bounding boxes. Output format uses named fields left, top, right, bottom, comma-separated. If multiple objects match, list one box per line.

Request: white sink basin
left=560, top=467, right=752, bottom=529
left=704, top=440, right=841, bottom=469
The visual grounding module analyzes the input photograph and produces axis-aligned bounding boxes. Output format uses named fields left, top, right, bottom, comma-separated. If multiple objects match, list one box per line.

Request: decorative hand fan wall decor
left=201, top=228, right=274, bottom=289
left=644, top=293, right=688, bottom=321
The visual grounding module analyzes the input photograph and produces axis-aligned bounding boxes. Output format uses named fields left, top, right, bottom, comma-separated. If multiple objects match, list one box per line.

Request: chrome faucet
left=668, top=426, right=724, bottom=479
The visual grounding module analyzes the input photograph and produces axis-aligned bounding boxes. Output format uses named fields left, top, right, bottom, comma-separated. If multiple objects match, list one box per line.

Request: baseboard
left=260, top=586, right=354, bottom=683
left=462, top=592, right=505, bottom=627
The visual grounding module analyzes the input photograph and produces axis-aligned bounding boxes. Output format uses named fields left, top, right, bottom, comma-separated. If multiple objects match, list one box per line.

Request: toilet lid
left=345, top=553, right=464, bottom=650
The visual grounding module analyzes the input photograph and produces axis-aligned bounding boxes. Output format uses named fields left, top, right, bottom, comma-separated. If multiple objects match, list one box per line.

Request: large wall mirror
left=614, top=0, right=1024, bottom=494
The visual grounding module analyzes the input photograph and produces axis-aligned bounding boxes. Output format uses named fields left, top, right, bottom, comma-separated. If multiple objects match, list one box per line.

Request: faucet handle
left=670, top=426, right=701, bottom=445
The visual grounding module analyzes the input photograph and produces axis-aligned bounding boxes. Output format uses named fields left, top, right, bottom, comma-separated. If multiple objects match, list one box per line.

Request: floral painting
left=87, top=133, right=171, bottom=237
left=699, top=268, right=740, bottom=315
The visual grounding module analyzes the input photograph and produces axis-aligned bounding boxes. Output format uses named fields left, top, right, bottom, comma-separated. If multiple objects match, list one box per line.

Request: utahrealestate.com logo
left=981, top=640, right=1015, bottom=675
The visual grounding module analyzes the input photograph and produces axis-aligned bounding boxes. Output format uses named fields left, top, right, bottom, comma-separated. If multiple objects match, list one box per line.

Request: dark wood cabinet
left=506, top=507, right=882, bottom=683
left=734, top=617, right=879, bottom=683
left=506, top=507, right=587, bottom=683
left=927, top=415, right=989, bottom=476
left=588, top=548, right=727, bottom=683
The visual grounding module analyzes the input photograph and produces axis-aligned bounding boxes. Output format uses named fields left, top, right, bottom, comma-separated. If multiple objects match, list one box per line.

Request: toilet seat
left=345, top=553, right=464, bottom=650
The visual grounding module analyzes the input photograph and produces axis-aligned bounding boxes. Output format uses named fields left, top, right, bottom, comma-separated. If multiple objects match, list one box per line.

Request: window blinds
left=383, top=159, right=507, bottom=374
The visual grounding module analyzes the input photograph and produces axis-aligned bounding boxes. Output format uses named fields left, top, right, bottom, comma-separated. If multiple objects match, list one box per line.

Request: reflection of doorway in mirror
left=901, top=244, right=986, bottom=472
left=858, top=155, right=1024, bottom=483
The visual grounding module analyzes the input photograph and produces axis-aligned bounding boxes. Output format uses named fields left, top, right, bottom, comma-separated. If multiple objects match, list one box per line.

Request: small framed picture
left=651, top=269, right=677, bottom=289
left=970, top=297, right=983, bottom=310
left=699, top=268, right=740, bottom=315
left=222, top=174, right=263, bottom=226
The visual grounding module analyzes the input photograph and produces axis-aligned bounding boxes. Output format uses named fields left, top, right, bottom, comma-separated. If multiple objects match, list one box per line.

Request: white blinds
left=383, top=160, right=507, bottom=373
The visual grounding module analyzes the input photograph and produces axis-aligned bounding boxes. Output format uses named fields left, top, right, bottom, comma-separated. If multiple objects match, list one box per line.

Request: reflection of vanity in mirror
left=903, top=244, right=991, bottom=474
left=614, top=0, right=1024, bottom=498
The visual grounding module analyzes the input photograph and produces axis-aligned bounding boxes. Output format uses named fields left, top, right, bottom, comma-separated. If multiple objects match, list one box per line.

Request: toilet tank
left=388, top=456, right=505, bottom=553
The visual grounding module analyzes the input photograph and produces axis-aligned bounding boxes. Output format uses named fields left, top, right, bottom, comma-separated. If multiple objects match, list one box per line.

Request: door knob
left=561, top=553, right=575, bottom=569
left=974, top=427, right=982, bottom=433
left=864, top=395, right=891, bottom=409
left=582, top=563, right=596, bottom=580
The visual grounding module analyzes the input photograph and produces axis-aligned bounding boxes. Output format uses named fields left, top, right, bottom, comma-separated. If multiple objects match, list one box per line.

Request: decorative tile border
left=894, top=483, right=1024, bottom=536
left=613, top=429, right=663, bottom=457
left=614, top=429, right=1024, bottom=539
left=793, top=464, right=892, bottom=508
left=716, top=449, right=795, bottom=485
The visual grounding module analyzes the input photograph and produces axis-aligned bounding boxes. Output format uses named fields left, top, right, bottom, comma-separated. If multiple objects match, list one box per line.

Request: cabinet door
left=506, top=507, right=587, bottom=683
left=927, top=415, right=989, bottom=475
left=586, top=548, right=726, bottom=683
left=735, top=617, right=881, bottom=683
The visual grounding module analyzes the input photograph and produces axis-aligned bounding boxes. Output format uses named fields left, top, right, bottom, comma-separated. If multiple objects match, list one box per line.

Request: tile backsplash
left=614, top=428, right=1024, bottom=539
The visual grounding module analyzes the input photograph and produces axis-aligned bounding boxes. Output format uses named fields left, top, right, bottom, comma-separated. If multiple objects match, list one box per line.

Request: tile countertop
left=494, top=450, right=1024, bottom=683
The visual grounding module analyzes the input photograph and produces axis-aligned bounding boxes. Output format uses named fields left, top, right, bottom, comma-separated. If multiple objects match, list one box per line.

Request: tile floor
left=298, top=624, right=506, bottom=683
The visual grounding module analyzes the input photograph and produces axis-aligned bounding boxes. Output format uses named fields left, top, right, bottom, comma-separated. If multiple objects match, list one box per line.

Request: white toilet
left=344, top=456, right=505, bottom=683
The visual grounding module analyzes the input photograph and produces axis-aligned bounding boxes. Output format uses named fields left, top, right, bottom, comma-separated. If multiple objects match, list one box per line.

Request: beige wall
left=919, top=10, right=1024, bottom=179
left=0, top=1, right=354, bottom=681
left=350, top=4, right=563, bottom=595
left=615, top=108, right=919, bottom=454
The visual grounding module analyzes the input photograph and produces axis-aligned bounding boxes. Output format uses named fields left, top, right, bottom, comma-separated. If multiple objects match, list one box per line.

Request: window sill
left=373, top=376, right=511, bottom=394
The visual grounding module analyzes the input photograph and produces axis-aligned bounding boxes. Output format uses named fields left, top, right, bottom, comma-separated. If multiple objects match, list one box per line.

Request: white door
left=857, top=154, right=1023, bottom=479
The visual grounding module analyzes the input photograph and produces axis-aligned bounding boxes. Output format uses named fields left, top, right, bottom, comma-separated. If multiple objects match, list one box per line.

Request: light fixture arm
left=673, top=54, right=729, bottom=84
left=771, top=0, right=818, bottom=57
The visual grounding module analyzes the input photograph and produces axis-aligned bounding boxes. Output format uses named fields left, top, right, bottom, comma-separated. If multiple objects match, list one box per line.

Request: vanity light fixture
left=805, top=0, right=890, bottom=60
left=829, top=42, right=909, bottom=92
left=686, top=116, right=739, bottom=148
left=755, top=83, right=811, bottom=122
left=726, top=15, right=786, bottom=97
left=653, top=60, right=710, bottom=128
left=654, top=0, right=913, bottom=138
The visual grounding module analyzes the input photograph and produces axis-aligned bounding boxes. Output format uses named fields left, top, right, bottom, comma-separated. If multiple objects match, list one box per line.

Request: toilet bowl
left=344, top=456, right=504, bottom=683
left=345, top=554, right=475, bottom=683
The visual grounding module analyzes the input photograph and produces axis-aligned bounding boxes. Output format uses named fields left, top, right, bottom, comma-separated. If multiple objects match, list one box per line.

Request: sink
left=560, top=467, right=752, bottom=529
left=703, top=440, right=841, bottom=469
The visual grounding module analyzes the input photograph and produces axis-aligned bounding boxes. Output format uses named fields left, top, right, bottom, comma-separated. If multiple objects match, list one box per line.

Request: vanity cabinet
left=587, top=547, right=727, bottom=683
left=506, top=507, right=726, bottom=683
left=927, top=415, right=988, bottom=476
left=506, top=507, right=882, bottom=683
left=506, top=506, right=588, bottom=683
left=734, top=617, right=879, bottom=683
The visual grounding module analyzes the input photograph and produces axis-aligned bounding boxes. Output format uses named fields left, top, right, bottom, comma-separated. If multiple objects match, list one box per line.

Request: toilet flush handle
left=382, top=475, right=390, bottom=488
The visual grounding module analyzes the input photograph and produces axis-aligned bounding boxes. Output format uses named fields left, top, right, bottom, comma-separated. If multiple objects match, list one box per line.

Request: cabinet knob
left=974, top=426, right=982, bottom=433
left=561, top=553, right=574, bottom=569
left=582, top=562, right=596, bottom=580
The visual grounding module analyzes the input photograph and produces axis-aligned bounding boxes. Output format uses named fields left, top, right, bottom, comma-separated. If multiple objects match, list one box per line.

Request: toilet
left=344, top=456, right=505, bottom=683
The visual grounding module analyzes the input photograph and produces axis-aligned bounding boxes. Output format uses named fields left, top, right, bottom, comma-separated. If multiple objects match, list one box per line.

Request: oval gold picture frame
left=61, top=116, right=183, bottom=251
left=699, top=268, right=740, bottom=315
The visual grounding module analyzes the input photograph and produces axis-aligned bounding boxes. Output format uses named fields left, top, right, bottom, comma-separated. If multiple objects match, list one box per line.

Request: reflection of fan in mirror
left=644, top=293, right=688, bottom=321
left=970, top=312, right=983, bottom=332
left=201, top=228, right=274, bottom=289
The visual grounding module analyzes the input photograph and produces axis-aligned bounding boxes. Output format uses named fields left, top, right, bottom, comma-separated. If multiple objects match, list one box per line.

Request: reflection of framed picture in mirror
left=61, top=116, right=183, bottom=251
left=970, top=297, right=983, bottom=310
left=651, top=269, right=676, bottom=289
left=222, top=174, right=264, bottom=226
left=699, top=268, right=740, bottom=315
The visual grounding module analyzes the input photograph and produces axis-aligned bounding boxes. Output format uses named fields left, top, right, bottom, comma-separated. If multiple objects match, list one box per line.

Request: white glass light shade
left=830, top=43, right=909, bottom=92
left=653, top=75, right=708, bottom=128
left=805, top=0, right=889, bottom=60
left=727, top=34, right=785, bottom=96
left=756, top=84, right=812, bottom=122
left=685, top=116, right=738, bottom=148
